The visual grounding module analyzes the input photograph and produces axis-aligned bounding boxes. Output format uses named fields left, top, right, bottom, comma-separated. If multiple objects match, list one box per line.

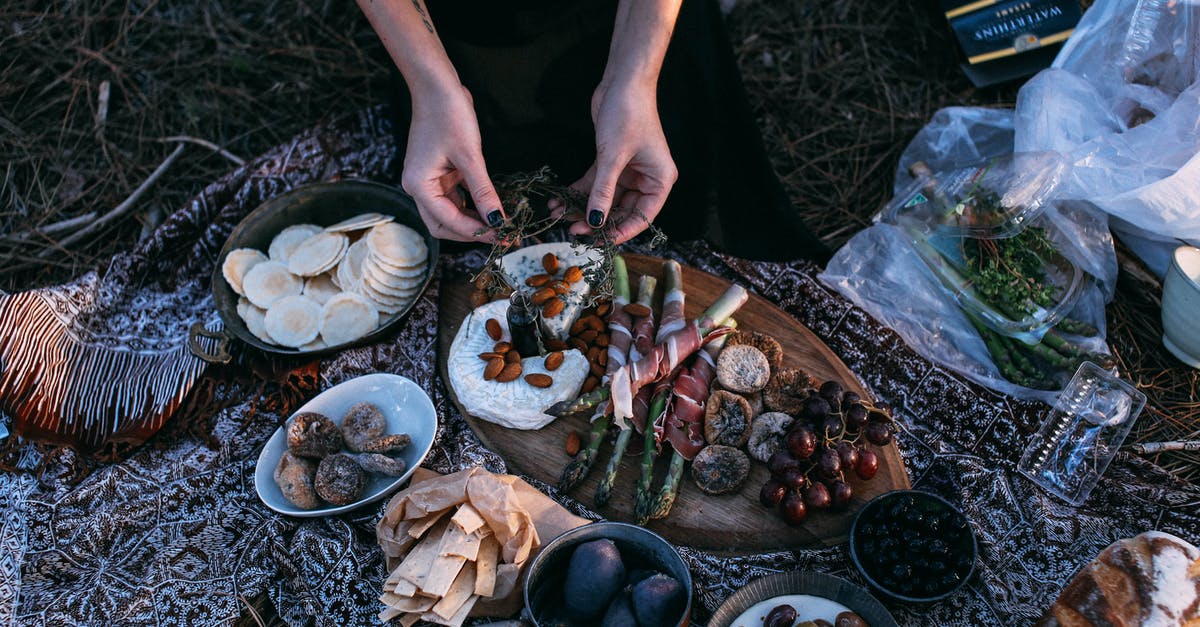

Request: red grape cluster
left=758, top=380, right=896, bottom=526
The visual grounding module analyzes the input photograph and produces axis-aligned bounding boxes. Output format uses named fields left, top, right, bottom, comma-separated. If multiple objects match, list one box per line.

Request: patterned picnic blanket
left=0, top=108, right=1197, bottom=626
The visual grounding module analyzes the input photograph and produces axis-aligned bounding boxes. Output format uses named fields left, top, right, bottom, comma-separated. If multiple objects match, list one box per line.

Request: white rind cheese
left=448, top=299, right=588, bottom=430
left=499, top=242, right=603, bottom=341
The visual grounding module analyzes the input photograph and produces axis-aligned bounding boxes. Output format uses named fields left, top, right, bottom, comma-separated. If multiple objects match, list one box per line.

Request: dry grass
left=1, top=0, right=1196, bottom=479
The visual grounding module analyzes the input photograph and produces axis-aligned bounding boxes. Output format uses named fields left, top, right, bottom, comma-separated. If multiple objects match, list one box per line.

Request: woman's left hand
left=561, top=81, right=678, bottom=244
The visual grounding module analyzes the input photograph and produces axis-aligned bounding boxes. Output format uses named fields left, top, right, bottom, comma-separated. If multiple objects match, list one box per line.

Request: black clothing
left=392, top=0, right=830, bottom=263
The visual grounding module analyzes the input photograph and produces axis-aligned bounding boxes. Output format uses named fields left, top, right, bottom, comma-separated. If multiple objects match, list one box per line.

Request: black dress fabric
left=392, top=0, right=831, bottom=262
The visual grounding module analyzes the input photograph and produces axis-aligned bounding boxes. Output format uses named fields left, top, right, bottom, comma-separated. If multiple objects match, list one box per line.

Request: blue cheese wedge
left=448, top=299, right=588, bottom=430
left=499, top=242, right=602, bottom=341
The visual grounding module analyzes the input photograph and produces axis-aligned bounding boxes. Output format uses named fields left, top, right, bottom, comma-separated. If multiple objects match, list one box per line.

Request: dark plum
left=630, top=574, right=686, bottom=627
left=760, top=479, right=787, bottom=507
left=601, top=592, right=638, bottom=627
left=626, top=569, right=658, bottom=587
left=763, top=604, right=797, bottom=627
left=563, top=539, right=626, bottom=620
left=786, top=426, right=816, bottom=459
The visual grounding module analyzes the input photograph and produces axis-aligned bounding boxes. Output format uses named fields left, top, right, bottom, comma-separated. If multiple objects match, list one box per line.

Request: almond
left=596, top=302, right=612, bottom=316
left=493, top=341, right=512, bottom=353
left=491, top=288, right=512, bottom=302
left=525, top=373, right=553, bottom=388
left=589, top=361, right=605, bottom=376
left=584, top=315, right=605, bottom=332
left=496, top=362, right=522, bottom=382
left=545, top=338, right=569, bottom=351
left=550, top=280, right=570, bottom=295
left=485, top=318, right=503, bottom=341
left=563, top=265, right=583, bottom=283
left=582, top=375, right=600, bottom=393
left=483, top=357, right=504, bottom=380
left=531, top=287, right=556, bottom=306
left=595, top=333, right=610, bottom=347
left=505, top=350, right=522, bottom=363
left=542, top=297, right=565, bottom=317
left=470, top=290, right=489, bottom=308
left=570, top=318, right=589, bottom=336
left=544, top=351, right=564, bottom=371
left=568, top=337, right=588, bottom=352
left=525, top=273, right=552, bottom=288
left=623, top=303, right=651, bottom=318
left=478, top=351, right=503, bottom=361
left=474, top=272, right=493, bottom=290
left=565, top=431, right=581, bottom=456
left=586, top=346, right=602, bottom=362
left=542, top=252, right=559, bottom=275
left=578, top=329, right=598, bottom=344
left=597, top=350, right=608, bottom=367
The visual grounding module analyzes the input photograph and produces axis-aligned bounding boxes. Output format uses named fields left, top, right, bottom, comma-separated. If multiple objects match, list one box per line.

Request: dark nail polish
left=588, top=209, right=604, bottom=228
left=487, top=210, right=503, bottom=227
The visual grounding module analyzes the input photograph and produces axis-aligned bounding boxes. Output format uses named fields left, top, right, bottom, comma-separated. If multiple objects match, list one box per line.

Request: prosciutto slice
left=611, top=321, right=732, bottom=422
left=661, top=341, right=720, bottom=460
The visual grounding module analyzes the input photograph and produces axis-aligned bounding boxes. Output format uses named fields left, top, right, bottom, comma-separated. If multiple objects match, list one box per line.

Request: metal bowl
left=709, top=570, right=898, bottom=627
left=849, top=489, right=978, bottom=603
left=190, top=180, right=438, bottom=363
left=523, top=522, right=692, bottom=627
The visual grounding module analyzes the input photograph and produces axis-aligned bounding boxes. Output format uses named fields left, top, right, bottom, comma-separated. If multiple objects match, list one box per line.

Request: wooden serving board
left=438, top=254, right=910, bottom=553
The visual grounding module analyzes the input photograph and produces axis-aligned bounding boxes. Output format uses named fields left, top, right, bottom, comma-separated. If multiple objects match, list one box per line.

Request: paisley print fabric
left=0, top=108, right=1196, bottom=627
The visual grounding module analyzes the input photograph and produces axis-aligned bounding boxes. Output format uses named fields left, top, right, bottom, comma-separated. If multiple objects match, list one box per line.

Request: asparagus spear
left=595, top=274, right=658, bottom=507
left=634, top=374, right=676, bottom=524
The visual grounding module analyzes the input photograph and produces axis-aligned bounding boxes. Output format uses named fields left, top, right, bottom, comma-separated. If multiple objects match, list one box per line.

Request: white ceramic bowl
left=1162, top=245, right=1200, bottom=369
left=254, top=373, right=438, bottom=517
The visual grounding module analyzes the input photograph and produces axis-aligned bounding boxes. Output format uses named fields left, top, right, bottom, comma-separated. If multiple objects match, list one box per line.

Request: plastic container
left=881, top=154, right=1090, bottom=343
left=1017, top=361, right=1147, bottom=506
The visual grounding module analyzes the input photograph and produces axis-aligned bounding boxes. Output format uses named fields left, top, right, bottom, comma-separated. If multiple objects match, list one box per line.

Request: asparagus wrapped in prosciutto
left=557, top=256, right=631, bottom=492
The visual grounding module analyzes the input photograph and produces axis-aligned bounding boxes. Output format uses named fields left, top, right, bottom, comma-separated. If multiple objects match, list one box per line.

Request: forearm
left=356, top=0, right=460, bottom=97
left=601, top=0, right=683, bottom=92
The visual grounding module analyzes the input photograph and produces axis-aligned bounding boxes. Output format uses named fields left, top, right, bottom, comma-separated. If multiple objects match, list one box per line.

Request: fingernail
left=487, top=210, right=504, bottom=227
left=588, top=209, right=605, bottom=228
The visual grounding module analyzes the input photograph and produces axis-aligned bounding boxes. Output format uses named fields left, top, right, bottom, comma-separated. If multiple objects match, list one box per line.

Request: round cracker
left=242, top=261, right=303, bottom=309
left=366, top=249, right=427, bottom=275
left=365, top=222, right=427, bottom=267
left=264, top=295, right=322, bottom=348
left=236, top=297, right=252, bottom=319
left=299, top=338, right=327, bottom=351
left=320, top=292, right=379, bottom=346
left=240, top=304, right=274, bottom=344
left=364, top=255, right=426, bottom=285
left=324, top=212, right=394, bottom=233
left=362, top=263, right=423, bottom=297
left=336, top=239, right=370, bottom=291
left=268, top=224, right=322, bottom=262
left=303, top=274, right=341, bottom=305
left=288, top=232, right=348, bottom=277
left=222, top=248, right=268, bottom=296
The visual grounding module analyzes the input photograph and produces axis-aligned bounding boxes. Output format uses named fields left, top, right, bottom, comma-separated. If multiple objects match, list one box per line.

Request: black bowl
left=849, top=489, right=977, bottom=603
left=190, top=180, right=438, bottom=363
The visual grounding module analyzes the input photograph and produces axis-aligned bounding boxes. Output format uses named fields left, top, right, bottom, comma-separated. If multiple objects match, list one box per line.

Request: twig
left=1132, top=441, right=1200, bottom=454
left=158, top=135, right=246, bottom=166
left=4, top=212, right=98, bottom=243
left=39, top=143, right=186, bottom=257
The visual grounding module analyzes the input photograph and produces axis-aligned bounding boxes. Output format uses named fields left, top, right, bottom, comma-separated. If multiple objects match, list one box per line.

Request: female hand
left=563, top=81, right=678, bottom=244
left=401, top=83, right=505, bottom=242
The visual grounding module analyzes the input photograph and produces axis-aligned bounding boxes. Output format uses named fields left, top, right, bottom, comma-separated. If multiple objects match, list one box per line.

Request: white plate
left=254, top=373, right=438, bottom=517
left=731, top=594, right=852, bottom=626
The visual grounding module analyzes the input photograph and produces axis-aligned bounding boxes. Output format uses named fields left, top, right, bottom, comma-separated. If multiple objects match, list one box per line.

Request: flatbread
left=366, top=222, right=427, bottom=267
left=268, top=224, right=322, bottom=262
left=302, top=273, right=341, bottom=305
left=222, top=248, right=268, bottom=296
left=241, top=260, right=303, bottom=309
left=336, top=239, right=370, bottom=292
left=324, top=212, right=394, bottom=233
left=240, top=304, right=274, bottom=344
left=288, top=232, right=348, bottom=277
left=264, top=295, right=322, bottom=347
left=319, top=292, right=379, bottom=346
left=363, top=260, right=424, bottom=294
left=367, top=250, right=428, bottom=276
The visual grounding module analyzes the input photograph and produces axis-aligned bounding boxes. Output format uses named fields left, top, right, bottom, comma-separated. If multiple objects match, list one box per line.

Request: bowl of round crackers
left=191, top=180, right=439, bottom=362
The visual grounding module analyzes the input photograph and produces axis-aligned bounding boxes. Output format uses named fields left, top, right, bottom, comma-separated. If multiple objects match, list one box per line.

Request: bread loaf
left=1038, top=531, right=1200, bottom=626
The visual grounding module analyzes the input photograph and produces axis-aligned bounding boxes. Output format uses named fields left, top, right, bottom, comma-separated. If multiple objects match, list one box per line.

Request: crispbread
left=319, top=292, right=379, bottom=346
left=241, top=260, right=303, bottom=308
left=288, top=232, right=348, bottom=277
left=268, top=224, right=322, bottom=262
left=364, top=257, right=425, bottom=287
left=366, top=222, right=427, bottom=267
left=363, top=266, right=423, bottom=298
left=367, top=250, right=428, bottom=276
left=236, top=297, right=252, bottom=319
left=264, top=295, right=322, bottom=347
left=222, top=248, right=268, bottom=296
left=302, top=273, right=341, bottom=305
left=241, top=304, right=274, bottom=344
left=336, top=239, right=370, bottom=291
left=324, top=212, right=393, bottom=233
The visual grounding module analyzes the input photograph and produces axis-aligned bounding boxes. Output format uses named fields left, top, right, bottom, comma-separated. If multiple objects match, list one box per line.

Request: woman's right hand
left=401, top=83, right=505, bottom=242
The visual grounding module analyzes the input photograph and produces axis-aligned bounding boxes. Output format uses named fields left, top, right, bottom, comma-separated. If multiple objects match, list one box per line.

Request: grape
left=855, top=449, right=879, bottom=480
left=830, top=480, right=853, bottom=510
left=836, top=441, right=860, bottom=469
left=840, top=391, right=861, bottom=410
left=781, top=490, right=807, bottom=526
left=768, top=451, right=800, bottom=477
left=759, top=479, right=787, bottom=507
left=864, top=421, right=893, bottom=446
left=819, top=380, right=844, bottom=403
left=786, top=426, right=817, bottom=459
left=816, top=448, right=841, bottom=476
left=801, top=396, right=831, bottom=421
left=844, top=404, right=869, bottom=431
left=820, top=416, right=844, bottom=440
left=780, top=467, right=807, bottom=489
left=802, top=482, right=831, bottom=510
